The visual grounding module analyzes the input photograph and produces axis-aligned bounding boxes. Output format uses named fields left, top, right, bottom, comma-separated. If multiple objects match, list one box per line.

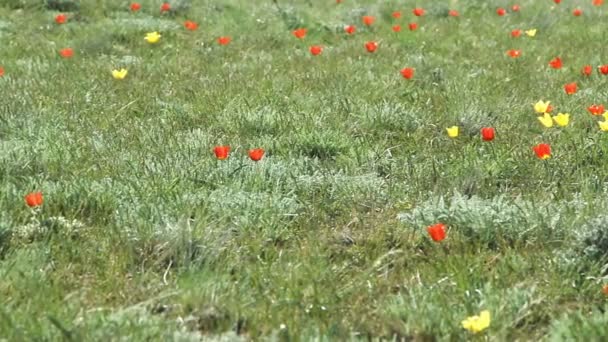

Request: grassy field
left=2, top=0, right=608, bottom=340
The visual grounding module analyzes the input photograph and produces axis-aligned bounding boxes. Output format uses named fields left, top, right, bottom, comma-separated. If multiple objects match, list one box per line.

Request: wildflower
left=496, top=8, right=506, bottom=16
left=553, top=113, right=570, bottom=127
left=446, top=126, right=459, bottom=138
left=59, top=48, right=74, bottom=58
left=248, top=148, right=265, bottom=161
left=603, top=284, right=608, bottom=295
left=365, top=41, right=378, bottom=53
left=534, top=100, right=551, bottom=114
left=427, top=223, right=446, bottom=242
left=55, top=13, right=67, bottom=24
left=130, top=2, right=141, bottom=11
left=511, top=29, right=521, bottom=38
left=512, top=4, right=521, bottom=11
left=214, top=146, right=230, bottom=160
left=408, top=23, right=418, bottom=31
left=144, top=31, right=161, bottom=43
left=362, top=16, right=375, bottom=26
left=112, top=68, right=128, bottom=80
left=554, top=0, right=561, bottom=3
left=160, top=2, right=170, bottom=12
left=533, top=143, right=551, bottom=159
left=538, top=113, right=553, bottom=128
left=309, top=45, right=323, bottom=56
left=573, top=8, right=582, bottom=16
left=462, top=310, right=491, bottom=333
left=507, top=49, right=521, bottom=58
left=525, top=29, right=537, bottom=37
left=481, top=127, right=495, bottom=141
left=24, top=192, right=43, bottom=208
left=549, top=57, right=562, bottom=69
left=599, top=65, right=608, bottom=75
left=588, top=104, right=605, bottom=115
left=582, top=65, right=593, bottom=76
left=448, top=10, right=459, bottom=17
left=564, top=82, right=577, bottom=95
left=599, top=121, right=608, bottom=132
left=344, top=25, right=356, bottom=34
left=392, top=11, right=401, bottom=19
left=292, top=28, right=307, bottom=39
left=218, top=36, right=231, bottom=45
left=594, top=0, right=604, bottom=6
left=392, top=25, right=401, bottom=32
left=184, top=20, right=198, bottom=31
left=0, top=66, right=4, bottom=77
left=413, top=8, right=425, bottom=16
left=400, top=67, right=414, bottom=79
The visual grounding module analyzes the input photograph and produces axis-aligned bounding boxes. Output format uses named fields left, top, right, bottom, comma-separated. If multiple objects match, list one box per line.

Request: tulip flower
left=446, top=126, right=459, bottom=138
left=392, top=11, right=401, bottom=19
left=599, top=121, right=608, bottom=132
left=553, top=113, right=570, bottom=127
left=511, top=29, right=521, bottom=38
left=309, top=45, right=323, bottom=56
left=462, top=311, right=491, bottom=333
left=554, top=0, right=561, bottom=3
left=603, top=284, right=608, bottom=295
left=214, top=146, right=230, bottom=160
left=599, top=65, right=608, bottom=75
left=400, top=67, right=414, bottom=79
left=594, top=0, right=604, bottom=6
left=59, top=48, right=74, bottom=58
left=496, top=8, right=506, bottom=16
left=549, top=57, right=562, bottom=69
left=534, top=100, right=551, bottom=114
left=564, top=82, right=577, bottom=95
left=55, top=14, right=67, bottom=24
left=344, top=25, right=356, bottom=34
left=507, top=49, right=521, bottom=58
left=112, top=69, right=128, bottom=80
left=525, top=29, right=537, bottom=37
left=392, top=25, right=401, bottom=32
left=218, top=36, right=231, bottom=45
left=512, top=4, right=520, bottom=11
left=538, top=113, right=553, bottom=128
left=582, top=65, right=593, bottom=76
left=248, top=148, right=265, bottom=161
left=448, top=10, right=459, bottom=17
left=292, top=28, right=307, bottom=39
left=365, top=41, right=378, bottom=53
left=160, top=2, right=170, bottom=12
left=0, top=66, right=4, bottom=77
left=481, top=127, right=495, bottom=141
left=427, top=223, right=446, bottom=242
left=588, top=104, right=605, bottom=115
left=413, top=8, right=425, bottom=16
left=144, top=31, right=161, bottom=43
left=573, top=9, right=582, bottom=16
left=408, top=23, right=418, bottom=31
left=24, top=192, right=43, bottom=208
left=533, top=144, right=551, bottom=160
left=184, top=20, right=198, bottom=31
left=130, top=2, right=141, bottom=11
left=362, top=16, right=375, bottom=26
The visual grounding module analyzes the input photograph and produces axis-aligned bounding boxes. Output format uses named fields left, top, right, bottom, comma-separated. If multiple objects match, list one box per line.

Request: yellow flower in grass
left=144, top=31, right=161, bottom=44
left=112, top=68, right=128, bottom=80
left=525, top=29, right=537, bottom=37
left=534, top=100, right=551, bottom=114
left=599, top=120, right=608, bottom=132
left=602, top=112, right=608, bottom=120
left=538, top=113, right=553, bottom=128
left=553, top=113, right=570, bottom=127
left=446, top=126, right=459, bottom=138
left=462, top=310, right=491, bottom=334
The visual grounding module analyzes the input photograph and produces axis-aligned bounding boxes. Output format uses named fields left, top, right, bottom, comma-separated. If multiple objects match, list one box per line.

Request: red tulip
left=533, top=144, right=551, bottom=160
left=24, top=192, right=43, bottom=208
left=59, top=48, right=74, bottom=58
left=511, top=29, right=521, bottom=38
left=512, top=4, right=520, bottom=11
left=413, top=8, right=425, bottom=16
left=448, top=10, right=459, bottom=17
left=55, top=13, right=67, bottom=24
left=573, top=8, right=582, bottom=16
left=603, top=284, right=608, bottom=296
left=0, top=66, right=4, bottom=77
left=507, top=49, right=521, bottom=58
left=184, top=20, right=198, bottom=31
left=408, top=22, right=418, bottom=31
left=344, top=25, right=356, bottom=34
left=160, top=2, right=171, bottom=12
left=248, top=148, right=265, bottom=161
left=496, top=7, right=506, bottom=16
left=130, top=2, right=141, bottom=11
left=400, top=67, right=415, bottom=79
left=392, top=11, right=401, bottom=19
left=554, top=0, right=561, bottom=3
left=309, top=45, right=323, bottom=56
left=392, top=25, right=401, bottom=32
left=593, top=0, right=604, bottom=6
left=599, top=65, right=608, bottom=75
left=481, top=127, right=495, bottom=141
left=564, top=82, right=577, bottom=95
left=549, top=57, right=562, bottom=69
left=218, top=36, right=231, bottom=45
left=214, top=146, right=230, bottom=160
left=582, top=65, right=593, bottom=76
left=427, top=223, right=446, bottom=242
left=362, top=16, right=375, bottom=26
left=292, top=28, right=307, bottom=39
left=365, top=41, right=378, bottom=53
left=588, top=104, right=605, bottom=115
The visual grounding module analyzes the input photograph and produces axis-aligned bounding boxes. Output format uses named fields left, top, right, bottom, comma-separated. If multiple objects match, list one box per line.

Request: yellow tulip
left=602, top=112, right=608, bottom=120
left=144, top=31, right=162, bottom=44
left=538, top=113, right=553, bottom=128
left=112, top=68, right=128, bottom=80
left=446, top=126, right=459, bottom=138
left=534, top=100, right=550, bottom=114
left=525, top=29, right=537, bottom=37
left=553, top=113, right=570, bottom=127
left=599, top=121, right=608, bottom=132
left=462, top=310, right=491, bottom=334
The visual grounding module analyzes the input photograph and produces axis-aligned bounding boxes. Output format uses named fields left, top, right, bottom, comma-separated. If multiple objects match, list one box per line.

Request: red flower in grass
left=588, top=104, right=605, bottom=115
left=408, top=23, right=418, bottom=31
left=292, top=28, right=307, bottom=39
left=603, top=284, right=608, bottom=296
left=594, top=0, right=604, bottom=6
left=392, top=25, right=401, bottom=32
left=309, top=45, right=323, bottom=56
left=564, top=82, right=577, bottom=95
left=511, top=29, right=521, bottom=38
left=481, top=127, right=495, bottom=141
left=214, top=146, right=230, bottom=160
left=0, top=66, right=4, bottom=77
left=161, top=2, right=171, bottom=12
left=248, top=148, right=265, bottom=161
left=448, top=10, right=459, bottom=17
left=184, top=20, right=198, bottom=31
left=59, top=48, right=74, bottom=58
left=218, top=36, right=231, bottom=45
left=344, top=25, right=356, bottom=34
left=549, top=57, right=562, bottom=69
left=599, top=65, right=608, bottom=75
left=130, top=2, right=141, bottom=11
left=507, top=49, right=521, bottom=58
left=362, top=16, right=375, bottom=26
left=24, top=192, right=43, bottom=208
left=55, top=14, right=67, bottom=24
left=427, top=223, right=446, bottom=242
left=573, top=8, right=582, bottom=16
left=365, top=41, right=378, bottom=53
left=554, top=0, right=561, bottom=3
left=400, top=67, right=415, bottom=79
left=392, top=11, right=401, bottom=19
left=413, top=8, right=425, bottom=16
left=512, top=4, right=520, bottom=12
left=582, top=65, right=593, bottom=76
left=533, top=144, right=551, bottom=160
left=496, top=8, right=506, bottom=16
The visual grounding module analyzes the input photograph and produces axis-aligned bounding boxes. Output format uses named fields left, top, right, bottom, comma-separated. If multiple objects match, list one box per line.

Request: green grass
left=2, top=0, right=608, bottom=340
